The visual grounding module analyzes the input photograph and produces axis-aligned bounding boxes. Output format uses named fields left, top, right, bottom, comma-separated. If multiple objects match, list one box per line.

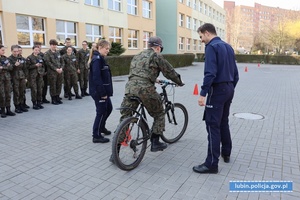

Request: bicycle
left=111, top=80, right=188, bottom=171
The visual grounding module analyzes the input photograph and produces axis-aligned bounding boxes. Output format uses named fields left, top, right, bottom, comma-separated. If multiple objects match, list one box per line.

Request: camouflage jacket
left=8, top=55, right=26, bottom=79
left=0, top=55, right=13, bottom=81
left=26, top=53, right=45, bottom=77
left=43, top=49, right=62, bottom=73
left=61, top=54, right=78, bottom=73
left=77, top=48, right=90, bottom=69
left=126, top=49, right=183, bottom=92
left=59, top=46, right=77, bottom=56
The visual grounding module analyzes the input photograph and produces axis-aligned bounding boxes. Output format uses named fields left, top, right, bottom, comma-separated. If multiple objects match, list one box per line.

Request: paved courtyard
left=0, top=62, right=300, bottom=200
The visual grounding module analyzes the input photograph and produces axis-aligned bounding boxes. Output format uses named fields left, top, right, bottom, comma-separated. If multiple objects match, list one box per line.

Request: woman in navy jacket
left=89, top=40, right=113, bottom=143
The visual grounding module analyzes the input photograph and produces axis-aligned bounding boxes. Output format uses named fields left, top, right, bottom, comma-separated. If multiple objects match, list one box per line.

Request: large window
left=56, top=20, right=77, bottom=46
left=16, top=15, right=45, bottom=46
left=127, top=0, right=137, bottom=15
left=186, top=16, right=191, bottom=29
left=193, top=39, right=197, bottom=51
left=85, top=0, right=100, bottom=6
left=109, top=27, right=122, bottom=43
left=142, top=0, right=151, bottom=18
left=108, top=0, right=121, bottom=11
left=186, top=38, right=191, bottom=51
left=0, top=15, right=3, bottom=45
left=128, top=30, right=138, bottom=49
left=179, top=37, right=184, bottom=50
left=198, top=40, right=202, bottom=51
left=179, top=13, right=184, bottom=27
left=193, top=18, right=197, bottom=31
left=186, top=0, right=191, bottom=7
left=199, top=1, right=202, bottom=13
left=86, top=24, right=102, bottom=42
left=143, top=31, right=152, bottom=49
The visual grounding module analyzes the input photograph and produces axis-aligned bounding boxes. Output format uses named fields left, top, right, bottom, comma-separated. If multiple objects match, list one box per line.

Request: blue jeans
left=92, top=96, right=112, bottom=138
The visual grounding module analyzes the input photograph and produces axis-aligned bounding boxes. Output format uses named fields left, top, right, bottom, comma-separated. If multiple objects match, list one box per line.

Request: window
left=179, top=0, right=183, bottom=3
left=179, top=13, right=184, bottom=27
left=108, top=0, right=121, bottom=11
left=204, top=4, right=207, bottom=15
left=186, top=0, right=191, bottom=7
left=193, top=0, right=196, bottom=9
left=142, top=0, right=151, bottom=18
left=127, top=0, right=137, bottom=15
left=16, top=15, right=46, bottom=46
left=109, top=27, right=122, bottom=43
left=193, top=18, right=197, bottom=31
left=186, top=16, right=191, bottom=29
left=198, top=40, right=202, bottom=51
left=186, top=38, right=191, bottom=51
left=86, top=24, right=102, bottom=42
left=199, top=1, right=202, bottom=13
left=85, top=0, right=100, bottom=6
left=0, top=15, right=3, bottom=45
left=179, top=37, right=184, bottom=50
left=193, top=39, right=197, bottom=51
left=128, top=30, right=138, bottom=49
left=143, top=31, right=152, bottom=49
left=56, top=20, right=77, bottom=46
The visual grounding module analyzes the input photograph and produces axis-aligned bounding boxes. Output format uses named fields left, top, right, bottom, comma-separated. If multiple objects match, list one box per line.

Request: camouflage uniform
left=8, top=55, right=27, bottom=112
left=26, top=53, right=45, bottom=105
left=77, top=48, right=90, bottom=96
left=61, top=53, right=79, bottom=98
left=43, top=49, right=63, bottom=103
left=120, top=48, right=183, bottom=135
left=0, top=55, right=14, bottom=117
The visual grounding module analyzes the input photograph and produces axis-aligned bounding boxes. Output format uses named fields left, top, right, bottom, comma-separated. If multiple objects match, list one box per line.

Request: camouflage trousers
left=120, top=87, right=164, bottom=135
left=65, top=71, right=79, bottom=94
left=29, top=74, right=44, bottom=102
left=0, top=78, right=12, bottom=107
left=12, top=78, right=26, bottom=106
left=78, top=68, right=89, bottom=90
left=48, top=71, right=63, bottom=97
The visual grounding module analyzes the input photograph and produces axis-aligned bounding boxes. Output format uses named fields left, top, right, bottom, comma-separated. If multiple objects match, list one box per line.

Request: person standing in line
left=43, top=39, right=63, bottom=105
left=193, top=23, right=239, bottom=174
left=34, top=42, right=50, bottom=104
left=26, top=45, right=45, bottom=110
left=8, top=45, right=28, bottom=113
left=0, top=45, right=15, bottom=118
left=77, top=40, right=90, bottom=97
left=60, top=38, right=77, bottom=98
left=18, top=46, right=30, bottom=109
left=61, top=46, right=82, bottom=100
left=89, top=40, right=112, bottom=143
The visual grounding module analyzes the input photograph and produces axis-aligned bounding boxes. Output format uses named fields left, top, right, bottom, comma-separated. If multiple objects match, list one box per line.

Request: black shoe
left=15, top=106, right=23, bottom=113
left=93, top=137, right=110, bottom=143
left=6, top=107, right=16, bottom=116
left=42, top=98, right=50, bottom=104
left=75, top=94, right=82, bottom=99
left=71, top=93, right=75, bottom=97
left=102, top=128, right=111, bottom=135
left=37, top=101, right=44, bottom=109
left=64, top=94, right=68, bottom=98
left=84, top=92, right=90, bottom=96
left=51, top=97, right=59, bottom=105
left=193, top=164, right=218, bottom=174
left=24, top=104, right=30, bottom=109
left=1, top=108, right=7, bottom=118
left=57, top=96, right=63, bottom=104
left=221, top=154, right=230, bottom=163
left=20, top=105, right=28, bottom=112
left=150, top=136, right=167, bottom=152
left=68, top=95, right=72, bottom=100
left=33, top=104, right=40, bottom=110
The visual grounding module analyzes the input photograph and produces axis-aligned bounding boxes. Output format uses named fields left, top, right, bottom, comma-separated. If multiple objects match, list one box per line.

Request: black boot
left=15, top=104, right=23, bottom=113
left=42, top=96, right=50, bottom=104
left=84, top=88, right=89, bottom=96
left=23, top=102, right=30, bottom=109
left=6, top=106, right=16, bottom=116
left=32, top=101, right=40, bottom=110
left=68, top=93, right=72, bottom=100
left=56, top=96, right=63, bottom=104
left=51, top=96, right=59, bottom=105
left=20, top=104, right=28, bottom=112
left=1, top=107, right=7, bottom=118
left=150, top=134, right=167, bottom=152
left=37, top=101, right=44, bottom=109
left=81, top=88, right=85, bottom=97
left=75, top=93, right=82, bottom=99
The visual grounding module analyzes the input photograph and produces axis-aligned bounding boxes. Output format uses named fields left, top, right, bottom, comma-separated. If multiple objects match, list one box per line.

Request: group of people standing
left=0, top=38, right=94, bottom=118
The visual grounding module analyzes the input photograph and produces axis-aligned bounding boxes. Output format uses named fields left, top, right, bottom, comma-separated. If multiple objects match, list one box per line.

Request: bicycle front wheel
left=111, top=117, right=148, bottom=171
left=161, top=103, right=188, bottom=143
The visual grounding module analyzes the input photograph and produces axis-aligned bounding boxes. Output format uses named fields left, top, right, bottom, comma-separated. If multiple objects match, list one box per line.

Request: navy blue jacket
left=200, top=37, right=239, bottom=96
left=89, top=51, right=113, bottom=98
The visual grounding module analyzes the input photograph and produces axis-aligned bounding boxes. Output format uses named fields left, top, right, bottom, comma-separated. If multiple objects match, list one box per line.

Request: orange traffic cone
left=244, top=66, right=248, bottom=72
left=193, top=84, right=199, bottom=95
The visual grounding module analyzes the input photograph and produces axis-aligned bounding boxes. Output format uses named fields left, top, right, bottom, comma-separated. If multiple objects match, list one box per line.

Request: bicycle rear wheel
left=161, top=103, right=188, bottom=143
left=111, top=117, right=148, bottom=171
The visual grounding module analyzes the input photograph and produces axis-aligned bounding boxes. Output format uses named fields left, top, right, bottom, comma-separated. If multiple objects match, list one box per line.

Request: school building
left=0, top=0, right=225, bottom=57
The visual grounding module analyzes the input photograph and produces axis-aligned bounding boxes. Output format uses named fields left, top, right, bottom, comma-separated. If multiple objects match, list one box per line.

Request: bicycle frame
left=160, top=83, right=178, bottom=126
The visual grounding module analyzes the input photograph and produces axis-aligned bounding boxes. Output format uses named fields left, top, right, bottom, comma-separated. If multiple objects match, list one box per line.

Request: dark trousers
left=92, top=96, right=112, bottom=138
left=42, top=74, right=48, bottom=99
left=204, top=82, right=234, bottom=168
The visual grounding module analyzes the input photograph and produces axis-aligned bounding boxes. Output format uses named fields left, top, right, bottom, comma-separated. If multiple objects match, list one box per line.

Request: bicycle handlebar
left=158, top=80, right=184, bottom=87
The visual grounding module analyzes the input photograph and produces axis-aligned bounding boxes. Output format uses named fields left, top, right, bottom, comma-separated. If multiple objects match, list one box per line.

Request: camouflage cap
left=148, top=36, right=163, bottom=47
